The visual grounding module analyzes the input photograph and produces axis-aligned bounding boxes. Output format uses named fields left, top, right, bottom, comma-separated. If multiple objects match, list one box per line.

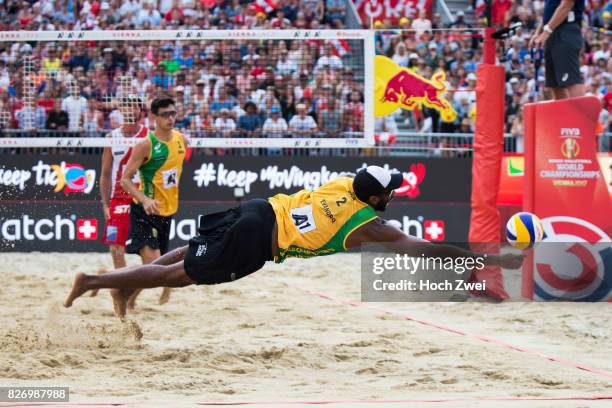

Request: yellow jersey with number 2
left=268, top=177, right=377, bottom=263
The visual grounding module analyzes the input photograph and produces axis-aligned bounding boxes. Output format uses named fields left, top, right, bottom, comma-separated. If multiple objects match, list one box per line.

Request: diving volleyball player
left=65, top=166, right=524, bottom=318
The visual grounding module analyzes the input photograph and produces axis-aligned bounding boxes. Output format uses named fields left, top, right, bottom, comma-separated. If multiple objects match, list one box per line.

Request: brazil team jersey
left=268, top=177, right=377, bottom=262
left=138, top=130, right=185, bottom=217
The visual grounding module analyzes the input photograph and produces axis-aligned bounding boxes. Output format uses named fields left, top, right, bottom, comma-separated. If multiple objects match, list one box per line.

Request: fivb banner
left=523, top=96, right=612, bottom=301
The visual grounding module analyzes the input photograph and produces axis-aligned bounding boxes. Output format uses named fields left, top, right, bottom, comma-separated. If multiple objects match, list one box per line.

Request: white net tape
left=0, top=136, right=369, bottom=148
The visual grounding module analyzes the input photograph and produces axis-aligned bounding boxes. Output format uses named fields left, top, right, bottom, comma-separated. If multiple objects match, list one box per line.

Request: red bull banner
left=353, top=0, right=433, bottom=25
left=375, top=55, right=456, bottom=122
left=523, top=96, right=612, bottom=301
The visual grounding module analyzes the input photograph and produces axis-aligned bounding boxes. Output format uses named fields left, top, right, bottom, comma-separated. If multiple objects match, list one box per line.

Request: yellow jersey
left=138, top=130, right=185, bottom=216
left=268, top=177, right=377, bottom=262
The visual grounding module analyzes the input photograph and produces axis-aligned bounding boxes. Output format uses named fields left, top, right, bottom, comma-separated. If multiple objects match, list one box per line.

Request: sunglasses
left=157, top=111, right=177, bottom=118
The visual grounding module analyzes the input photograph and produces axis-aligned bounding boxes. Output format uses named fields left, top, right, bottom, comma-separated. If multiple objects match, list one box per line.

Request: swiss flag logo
left=424, top=220, right=445, bottom=241
left=77, top=219, right=98, bottom=240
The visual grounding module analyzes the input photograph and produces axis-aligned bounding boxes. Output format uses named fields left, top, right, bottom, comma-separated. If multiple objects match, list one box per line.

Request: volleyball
left=505, top=212, right=544, bottom=249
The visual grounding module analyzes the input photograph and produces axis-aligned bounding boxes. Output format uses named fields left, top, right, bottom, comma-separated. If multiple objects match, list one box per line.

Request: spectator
left=392, top=42, right=410, bottom=67
left=193, top=103, right=213, bottom=132
left=319, top=98, right=342, bottom=137
left=152, top=65, right=173, bottom=91
left=16, top=99, right=46, bottom=130
left=61, top=84, right=88, bottom=131
left=214, top=108, right=236, bottom=137
left=325, top=0, right=346, bottom=24
left=511, top=108, right=525, bottom=152
left=210, top=86, right=236, bottom=113
left=276, top=49, right=298, bottom=76
left=174, top=104, right=191, bottom=129
left=289, top=103, right=318, bottom=136
left=83, top=101, right=103, bottom=133
left=412, top=9, right=432, bottom=37
left=315, top=44, right=343, bottom=72
left=343, top=90, right=364, bottom=134
left=262, top=105, right=288, bottom=155
left=69, top=44, right=92, bottom=73
left=237, top=101, right=262, bottom=137
left=45, top=98, right=69, bottom=131
left=42, top=46, right=61, bottom=78
left=454, top=72, right=477, bottom=106
left=136, top=1, right=162, bottom=26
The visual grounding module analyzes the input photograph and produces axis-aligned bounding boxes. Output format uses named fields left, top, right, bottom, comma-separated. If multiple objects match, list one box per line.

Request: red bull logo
left=375, top=55, right=457, bottom=123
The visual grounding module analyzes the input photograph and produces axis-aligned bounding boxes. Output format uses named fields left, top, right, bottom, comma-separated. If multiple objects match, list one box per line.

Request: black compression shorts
left=184, top=198, right=276, bottom=285
left=126, top=203, right=172, bottom=255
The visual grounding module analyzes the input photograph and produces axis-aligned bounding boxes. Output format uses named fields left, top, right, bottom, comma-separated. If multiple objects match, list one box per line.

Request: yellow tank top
left=268, top=177, right=377, bottom=262
left=138, top=130, right=185, bottom=216
left=43, top=58, right=61, bottom=74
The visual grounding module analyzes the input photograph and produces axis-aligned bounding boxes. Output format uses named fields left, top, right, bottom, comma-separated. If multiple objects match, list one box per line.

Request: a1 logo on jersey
left=290, top=204, right=317, bottom=234
left=77, top=219, right=98, bottom=240
left=162, top=168, right=179, bottom=189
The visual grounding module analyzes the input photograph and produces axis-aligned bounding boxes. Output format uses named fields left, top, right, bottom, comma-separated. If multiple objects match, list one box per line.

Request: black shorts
left=125, top=203, right=172, bottom=255
left=545, top=23, right=583, bottom=88
left=184, top=198, right=276, bottom=285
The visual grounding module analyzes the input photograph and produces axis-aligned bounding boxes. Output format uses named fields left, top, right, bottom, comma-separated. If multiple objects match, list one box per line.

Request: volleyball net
left=0, top=30, right=374, bottom=149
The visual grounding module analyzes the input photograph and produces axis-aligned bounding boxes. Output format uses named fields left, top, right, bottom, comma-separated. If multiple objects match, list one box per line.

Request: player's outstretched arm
left=348, top=218, right=524, bottom=270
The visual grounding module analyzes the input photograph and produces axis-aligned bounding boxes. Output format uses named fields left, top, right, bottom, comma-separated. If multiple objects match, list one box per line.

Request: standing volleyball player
left=120, top=97, right=187, bottom=310
left=93, top=96, right=148, bottom=298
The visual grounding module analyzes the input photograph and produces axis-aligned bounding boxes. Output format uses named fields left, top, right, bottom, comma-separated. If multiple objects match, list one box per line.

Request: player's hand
left=487, top=253, right=526, bottom=269
left=103, top=205, right=110, bottom=221
left=529, top=32, right=538, bottom=49
left=532, top=31, right=550, bottom=49
left=142, top=197, right=160, bottom=215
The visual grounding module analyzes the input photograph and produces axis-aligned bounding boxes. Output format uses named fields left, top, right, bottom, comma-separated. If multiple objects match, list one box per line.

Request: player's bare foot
left=90, top=268, right=108, bottom=297
left=159, top=287, right=172, bottom=305
left=64, top=272, right=89, bottom=308
left=127, top=289, right=142, bottom=312
left=110, top=288, right=131, bottom=319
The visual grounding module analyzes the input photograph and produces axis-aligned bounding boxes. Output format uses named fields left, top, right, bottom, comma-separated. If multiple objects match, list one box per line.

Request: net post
left=363, top=31, right=375, bottom=146
left=483, top=27, right=496, bottom=65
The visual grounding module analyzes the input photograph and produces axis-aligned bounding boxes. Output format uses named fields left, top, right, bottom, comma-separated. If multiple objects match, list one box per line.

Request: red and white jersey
left=109, top=125, right=148, bottom=201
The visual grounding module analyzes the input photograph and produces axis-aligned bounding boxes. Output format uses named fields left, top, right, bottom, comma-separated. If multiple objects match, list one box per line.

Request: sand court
left=0, top=252, right=611, bottom=408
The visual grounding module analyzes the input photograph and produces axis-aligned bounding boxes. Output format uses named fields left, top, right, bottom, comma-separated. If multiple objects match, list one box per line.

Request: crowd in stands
left=0, top=0, right=364, bottom=141
left=377, top=0, right=611, bottom=151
